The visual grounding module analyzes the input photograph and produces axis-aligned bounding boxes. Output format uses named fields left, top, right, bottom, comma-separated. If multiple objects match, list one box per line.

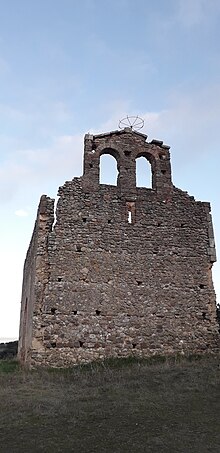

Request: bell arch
left=135, top=151, right=156, bottom=189
left=99, top=147, right=120, bottom=186
left=99, top=154, right=118, bottom=185
left=136, top=156, right=152, bottom=188
left=82, top=130, right=172, bottom=195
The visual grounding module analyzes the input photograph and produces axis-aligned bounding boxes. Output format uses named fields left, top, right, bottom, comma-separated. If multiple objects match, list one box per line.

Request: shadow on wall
left=0, top=341, right=18, bottom=359
left=216, top=305, right=220, bottom=333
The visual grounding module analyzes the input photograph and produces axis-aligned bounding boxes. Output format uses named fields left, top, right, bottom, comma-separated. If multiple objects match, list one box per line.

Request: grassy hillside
left=0, top=356, right=220, bottom=453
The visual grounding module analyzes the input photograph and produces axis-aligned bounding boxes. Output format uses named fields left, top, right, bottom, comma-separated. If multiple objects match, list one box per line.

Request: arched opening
left=99, top=154, right=118, bottom=185
left=136, top=156, right=152, bottom=188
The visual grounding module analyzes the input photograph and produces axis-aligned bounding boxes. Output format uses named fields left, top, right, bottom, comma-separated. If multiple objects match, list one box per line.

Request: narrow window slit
left=132, top=343, right=137, bottom=349
left=96, top=309, right=101, bottom=316
left=57, top=277, right=62, bottom=282
left=126, top=202, right=135, bottom=224
left=51, top=342, right=56, bottom=348
left=79, top=341, right=84, bottom=347
left=73, top=310, right=77, bottom=315
left=51, top=308, right=57, bottom=315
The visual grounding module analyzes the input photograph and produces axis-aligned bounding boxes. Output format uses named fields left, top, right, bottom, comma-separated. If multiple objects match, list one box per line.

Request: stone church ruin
left=18, top=126, right=219, bottom=367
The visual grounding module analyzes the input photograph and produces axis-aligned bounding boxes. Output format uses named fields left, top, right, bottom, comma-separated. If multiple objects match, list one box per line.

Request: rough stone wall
left=18, top=128, right=219, bottom=367
left=18, top=196, right=54, bottom=363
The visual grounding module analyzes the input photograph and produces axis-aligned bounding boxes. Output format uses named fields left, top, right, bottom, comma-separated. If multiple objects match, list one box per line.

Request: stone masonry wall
left=18, top=128, right=219, bottom=367
left=18, top=195, right=54, bottom=363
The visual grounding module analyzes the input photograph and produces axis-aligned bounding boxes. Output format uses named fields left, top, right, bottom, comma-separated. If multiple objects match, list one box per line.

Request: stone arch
left=99, top=148, right=120, bottom=186
left=136, top=156, right=152, bottom=188
left=135, top=151, right=155, bottom=189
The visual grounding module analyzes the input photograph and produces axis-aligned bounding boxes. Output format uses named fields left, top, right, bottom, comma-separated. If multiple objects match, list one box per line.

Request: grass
left=0, top=355, right=220, bottom=452
left=0, top=359, right=20, bottom=373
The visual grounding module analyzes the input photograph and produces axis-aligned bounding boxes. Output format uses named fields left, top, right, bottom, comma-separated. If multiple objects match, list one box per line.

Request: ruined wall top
left=82, top=128, right=172, bottom=199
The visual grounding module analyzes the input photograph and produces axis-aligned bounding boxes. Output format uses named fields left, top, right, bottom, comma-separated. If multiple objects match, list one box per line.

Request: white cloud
left=0, top=249, right=24, bottom=338
left=0, top=100, right=76, bottom=143
left=138, top=84, right=220, bottom=158
left=15, top=209, right=29, bottom=217
left=87, top=84, right=220, bottom=164
left=0, top=133, right=84, bottom=203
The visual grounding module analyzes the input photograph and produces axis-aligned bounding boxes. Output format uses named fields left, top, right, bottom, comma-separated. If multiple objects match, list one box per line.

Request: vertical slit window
left=126, top=202, right=136, bottom=224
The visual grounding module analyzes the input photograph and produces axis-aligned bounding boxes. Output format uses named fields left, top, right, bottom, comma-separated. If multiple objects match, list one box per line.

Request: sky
left=0, top=0, right=220, bottom=341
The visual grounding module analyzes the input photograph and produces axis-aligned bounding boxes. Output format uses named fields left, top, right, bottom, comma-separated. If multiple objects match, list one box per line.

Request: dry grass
left=0, top=355, right=220, bottom=452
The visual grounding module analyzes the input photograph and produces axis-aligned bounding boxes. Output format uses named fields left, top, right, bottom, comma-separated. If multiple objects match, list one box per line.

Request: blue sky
left=0, top=0, right=220, bottom=340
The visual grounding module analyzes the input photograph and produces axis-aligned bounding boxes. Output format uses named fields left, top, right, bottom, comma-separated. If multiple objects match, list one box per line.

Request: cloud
left=148, top=0, right=220, bottom=47
left=138, top=84, right=220, bottom=159
left=0, top=104, right=27, bottom=121
left=90, top=100, right=132, bottom=134
left=0, top=248, right=24, bottom=338
left=84, top=83, right=220, bottom=165
left=176, top=0, right=220, bottom=27
left=0, top=133, right=84, bottom=203
left=15, top=209, right=29, bottom=217
left=0, top=100, right=74, bottom=130
left=177, top=0, right=207, bottom=26
left=1, top=83, right=220, bottom=204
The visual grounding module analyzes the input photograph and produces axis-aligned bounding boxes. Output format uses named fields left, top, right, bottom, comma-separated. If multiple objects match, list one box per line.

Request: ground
left=0, top=356, right=220, bottom=453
